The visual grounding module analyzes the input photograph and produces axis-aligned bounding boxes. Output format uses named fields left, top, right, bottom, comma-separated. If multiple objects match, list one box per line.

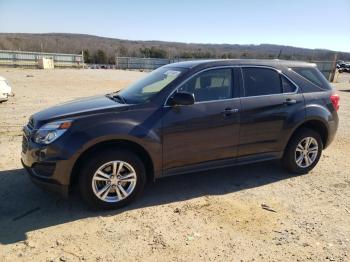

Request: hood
left=32, top=95, right=129, bottom=125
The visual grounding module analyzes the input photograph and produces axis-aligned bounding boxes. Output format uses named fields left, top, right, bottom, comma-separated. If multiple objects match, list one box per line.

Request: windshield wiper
left=106, top=93, right=126, bottom=104
left=113, top=94, right=126, bottom=104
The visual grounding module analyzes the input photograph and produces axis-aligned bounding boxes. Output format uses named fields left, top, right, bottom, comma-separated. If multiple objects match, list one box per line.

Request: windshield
left=118, top=67, right=186, bottom=104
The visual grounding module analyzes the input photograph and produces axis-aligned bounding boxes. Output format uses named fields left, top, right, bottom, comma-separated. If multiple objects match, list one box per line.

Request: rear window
left=242, top=68, right=282, bottom=96
left=291, top=67, right=331, bottom=90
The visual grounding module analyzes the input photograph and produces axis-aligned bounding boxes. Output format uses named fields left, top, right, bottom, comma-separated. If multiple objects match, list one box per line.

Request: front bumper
left=0, top=92, right=13, bottom=101
left=22, top=159, right=69, bottom=197
left=21, top=126, right=74, bottom=197
left=0, top=93, right=8, bottom=101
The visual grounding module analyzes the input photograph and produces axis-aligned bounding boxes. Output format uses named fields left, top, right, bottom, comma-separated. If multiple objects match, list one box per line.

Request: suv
left=21, top=59, right=339, bottom=209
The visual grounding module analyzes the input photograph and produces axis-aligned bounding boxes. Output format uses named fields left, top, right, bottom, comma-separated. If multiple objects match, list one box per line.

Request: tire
left=282, top=128, right=323, bottom=174
left=78, top=149, right=146, bottom=210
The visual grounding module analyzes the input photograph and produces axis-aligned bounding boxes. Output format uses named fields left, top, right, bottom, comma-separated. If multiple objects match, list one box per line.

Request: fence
left=0, top=50, right=84, bottom=68
left=313, top=61, right=336, bottom=81
left=115, top=57, right=185, bottom=70
left=0, top=51, right=336, bottom=81
left=115, top=57, right=336, bottom=81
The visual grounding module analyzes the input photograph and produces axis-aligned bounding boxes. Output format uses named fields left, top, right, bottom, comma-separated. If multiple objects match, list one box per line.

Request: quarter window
left=178, top=68, right=232, bottom=102
left=292, top=67, right=330, bottom=90
left=242, top=68, right=282, bottom=96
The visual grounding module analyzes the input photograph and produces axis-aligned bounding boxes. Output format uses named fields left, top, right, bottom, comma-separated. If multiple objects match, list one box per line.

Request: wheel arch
left=70, top=139, right=155, bottom=188
left=286, top=119, right=329, bottom=151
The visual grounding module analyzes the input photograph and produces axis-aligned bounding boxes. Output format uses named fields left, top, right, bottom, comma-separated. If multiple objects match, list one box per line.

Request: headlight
left=33, top=120, right=72, bottom=145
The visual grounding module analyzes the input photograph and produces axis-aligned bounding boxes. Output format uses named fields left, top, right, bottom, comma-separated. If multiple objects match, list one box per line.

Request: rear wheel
left=282, top=128, right=323, bottom=174
left=78, top=149, right=146, bottom=209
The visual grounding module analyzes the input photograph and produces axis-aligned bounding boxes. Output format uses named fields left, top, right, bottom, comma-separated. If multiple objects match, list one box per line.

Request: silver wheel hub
left=295, top=137, right=319, bottom=168
left=92, top=160, right=137, bottom=203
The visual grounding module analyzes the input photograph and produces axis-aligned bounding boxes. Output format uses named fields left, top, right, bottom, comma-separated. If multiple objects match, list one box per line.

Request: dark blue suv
left=21, top=59, right=339, bottom=209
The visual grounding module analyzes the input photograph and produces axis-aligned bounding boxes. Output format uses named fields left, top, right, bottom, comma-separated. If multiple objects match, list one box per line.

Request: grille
left=28, top=117, right=35, bottom=129
left=22, top=135, right=28, bottom=153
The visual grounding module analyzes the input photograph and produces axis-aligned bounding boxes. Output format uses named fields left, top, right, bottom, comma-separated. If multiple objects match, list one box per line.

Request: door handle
left=284, top=98, right=297, bottom=105
left=222, top=108, right=239, bottom=116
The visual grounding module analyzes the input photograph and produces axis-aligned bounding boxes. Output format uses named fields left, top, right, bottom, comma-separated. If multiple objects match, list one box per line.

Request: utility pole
left=81, top=50, right=85, bottom=69
left=277, top=48, right=283, bottom=59
left=329, top=53, right=338, bottom=82
left=115, top=49, right=119, bottom=69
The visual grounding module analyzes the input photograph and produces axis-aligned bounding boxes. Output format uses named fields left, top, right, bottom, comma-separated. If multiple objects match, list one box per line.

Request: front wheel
left=282, top=128, right=323, bottom=174
left=78, top=149, right=146, bottom=210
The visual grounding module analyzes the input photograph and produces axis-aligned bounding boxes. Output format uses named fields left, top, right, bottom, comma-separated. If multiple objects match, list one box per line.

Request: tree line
left=83, top=46, right=312, bottom=65
left=2, top=34, right=348, bottom=64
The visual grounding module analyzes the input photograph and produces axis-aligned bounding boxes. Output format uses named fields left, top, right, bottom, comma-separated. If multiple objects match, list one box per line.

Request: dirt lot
left=0, top=68, right=349, bottom=262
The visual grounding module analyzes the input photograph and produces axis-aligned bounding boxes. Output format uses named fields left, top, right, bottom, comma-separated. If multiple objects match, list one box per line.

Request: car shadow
left=0, top=161, right=303, bottom=244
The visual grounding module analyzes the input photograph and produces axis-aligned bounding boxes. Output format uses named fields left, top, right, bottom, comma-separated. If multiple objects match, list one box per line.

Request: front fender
left=56, top=109, right=163, bottom=182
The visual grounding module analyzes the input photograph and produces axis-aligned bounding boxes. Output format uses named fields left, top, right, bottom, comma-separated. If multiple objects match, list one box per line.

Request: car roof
left=166, top=59, right=316, bottom=70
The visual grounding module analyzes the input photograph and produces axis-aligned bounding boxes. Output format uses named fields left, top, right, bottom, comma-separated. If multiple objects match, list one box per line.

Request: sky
left=0, top=0, right=349, bottom=52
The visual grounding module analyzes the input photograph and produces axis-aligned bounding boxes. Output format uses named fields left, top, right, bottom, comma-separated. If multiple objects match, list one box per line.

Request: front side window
left=118, top=67, right=186, bottom=104
left=178, top=68, right=232, bottom=102
left=242, top=68, right=282, bottom=97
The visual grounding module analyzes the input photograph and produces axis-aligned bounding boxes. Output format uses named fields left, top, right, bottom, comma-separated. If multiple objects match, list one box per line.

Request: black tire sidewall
left=78, top=149, right=146, bottom=210
left=283, top=128, right=323, bottom=174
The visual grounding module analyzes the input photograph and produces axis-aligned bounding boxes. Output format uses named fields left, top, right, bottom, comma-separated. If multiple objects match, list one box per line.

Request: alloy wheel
left=295, top=137, right=319, bottom=168
left=92, top=161, right=137, bottom=203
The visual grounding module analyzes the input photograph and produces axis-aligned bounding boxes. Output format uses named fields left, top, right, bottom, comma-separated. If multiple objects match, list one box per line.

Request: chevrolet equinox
left=21, top=60, right=339, bottom=209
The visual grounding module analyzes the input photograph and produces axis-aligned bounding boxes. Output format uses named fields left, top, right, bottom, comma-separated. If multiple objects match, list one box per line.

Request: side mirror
left=168, top=92, right=195, bottom=106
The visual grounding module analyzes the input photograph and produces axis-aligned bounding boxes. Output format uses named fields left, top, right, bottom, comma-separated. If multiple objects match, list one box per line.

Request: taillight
left=330, top=94, right=340, bottom=111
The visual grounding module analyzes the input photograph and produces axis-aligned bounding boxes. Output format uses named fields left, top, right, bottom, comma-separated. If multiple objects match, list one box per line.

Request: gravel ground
left=0, top=69, right=349, bottom=262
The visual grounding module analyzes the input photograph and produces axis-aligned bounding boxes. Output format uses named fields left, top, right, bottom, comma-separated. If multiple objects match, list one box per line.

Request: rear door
left=238, top=67, right=303, bottom=157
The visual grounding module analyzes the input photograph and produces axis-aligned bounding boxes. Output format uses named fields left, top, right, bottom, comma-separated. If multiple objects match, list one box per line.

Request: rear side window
left=292, top=67, right=331, bottom=90
left=242, top=68, right=282, bottom=96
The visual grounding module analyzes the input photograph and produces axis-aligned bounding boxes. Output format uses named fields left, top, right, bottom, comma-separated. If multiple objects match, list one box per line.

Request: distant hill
left=0, top=33, right=349, bottom=64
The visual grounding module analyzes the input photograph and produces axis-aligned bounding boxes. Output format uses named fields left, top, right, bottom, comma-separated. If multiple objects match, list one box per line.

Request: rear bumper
left=22, top=159, right=69, bottom=197
left=324, top=118, right=338, bottom=149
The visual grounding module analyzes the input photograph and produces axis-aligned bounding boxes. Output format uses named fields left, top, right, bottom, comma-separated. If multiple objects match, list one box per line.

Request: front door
left=162, top=68, right=241, bottom=172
